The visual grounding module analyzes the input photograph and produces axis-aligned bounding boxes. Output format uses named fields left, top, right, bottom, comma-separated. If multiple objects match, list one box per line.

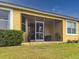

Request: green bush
left=67, top=40, right=73, bottom=43
left=67, top=40, right=79, bottom=43
left=0, top=30, right=23, bottom=46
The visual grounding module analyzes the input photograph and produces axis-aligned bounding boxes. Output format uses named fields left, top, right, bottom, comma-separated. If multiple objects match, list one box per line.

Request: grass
left=0, top=43, right=79, bottom=59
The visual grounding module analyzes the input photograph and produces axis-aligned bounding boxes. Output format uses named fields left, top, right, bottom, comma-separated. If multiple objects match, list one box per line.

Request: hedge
left=0, top=30, right=23, bottom=46
left=67, top=40, right=79, bottom=43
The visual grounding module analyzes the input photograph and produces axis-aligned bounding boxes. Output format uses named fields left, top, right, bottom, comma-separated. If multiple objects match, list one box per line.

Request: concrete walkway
left=22, top=41, right=63, bottom=45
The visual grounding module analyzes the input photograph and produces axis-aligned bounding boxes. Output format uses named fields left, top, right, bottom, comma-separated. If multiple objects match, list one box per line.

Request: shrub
left=72, top=40, right=79, bottom=43
left=0, top=30, right=23, bottom=46
left=67, top=40, right=73, bottom=43
left=67, top=40, right=79, bottom=43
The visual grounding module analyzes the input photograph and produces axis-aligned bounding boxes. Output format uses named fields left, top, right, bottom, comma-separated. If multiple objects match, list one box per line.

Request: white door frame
left=35, top=21, right=44, bottom=41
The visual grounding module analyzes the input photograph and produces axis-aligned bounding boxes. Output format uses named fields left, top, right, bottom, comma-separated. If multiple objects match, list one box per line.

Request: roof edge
left=0, top=1, right=79, bottom=21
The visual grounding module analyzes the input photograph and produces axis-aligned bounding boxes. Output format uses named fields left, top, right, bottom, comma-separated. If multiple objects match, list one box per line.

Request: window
left=21, top=14, right=26, bottom=32
left=67, top=21, right=76, bottom=34
left=0, top=10, right=10, bottom=29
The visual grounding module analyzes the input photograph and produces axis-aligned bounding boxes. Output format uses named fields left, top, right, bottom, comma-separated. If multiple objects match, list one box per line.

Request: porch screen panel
left=0, top=10, right=9, bottom=29
left=21, top=14, right=26, bottom=32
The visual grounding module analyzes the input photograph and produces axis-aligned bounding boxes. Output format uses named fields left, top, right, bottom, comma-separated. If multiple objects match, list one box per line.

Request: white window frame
left=66, top=20, right=78, bottom=35
left=0, top=7, right=13, bottom=29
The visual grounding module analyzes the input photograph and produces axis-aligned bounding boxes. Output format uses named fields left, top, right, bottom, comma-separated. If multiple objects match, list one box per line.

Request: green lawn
left=0, top=43, right=79, bottom=59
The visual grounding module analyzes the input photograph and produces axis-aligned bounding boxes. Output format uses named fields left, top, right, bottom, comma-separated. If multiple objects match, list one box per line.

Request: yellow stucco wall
left=63, top=20, right=79, bottom=42
left=13, top=9, right=21, bottom=30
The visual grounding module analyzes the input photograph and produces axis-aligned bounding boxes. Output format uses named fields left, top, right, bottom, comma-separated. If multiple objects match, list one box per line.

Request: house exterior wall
left=63, top=20, right=79, bottom=42
left=13, top=9, right=64, bottom=41
left=1, top=6, right=79, bottom=42
left=13, top=9, right=21, bottom=30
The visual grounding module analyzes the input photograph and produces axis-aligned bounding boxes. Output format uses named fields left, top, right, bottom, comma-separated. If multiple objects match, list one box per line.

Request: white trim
left=10, top=9, right=13, bottom=29
left=0, top=7, right=13, bottom=29
left=66, top=20, right=78, bottom=35
left=67, top=34, right=77, bottom=36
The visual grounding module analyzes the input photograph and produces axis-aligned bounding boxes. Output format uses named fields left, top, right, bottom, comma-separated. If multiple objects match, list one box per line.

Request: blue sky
left=0, top=0, right=79, bottom=18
